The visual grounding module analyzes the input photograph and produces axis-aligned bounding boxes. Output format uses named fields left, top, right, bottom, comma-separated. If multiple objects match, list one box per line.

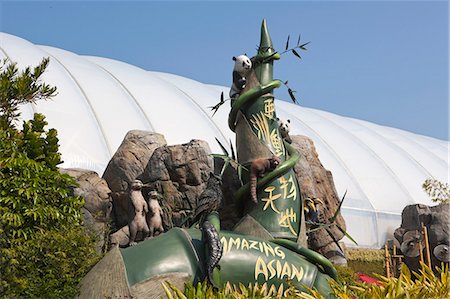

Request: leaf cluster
left=211, top=138, right=247, bottom=185
left=162, top=280, right=304, bottom=299
left=163, top=263, right=449, bottom=299
left=306, top=191, right=358, bottom=247
left=1, top=226, right=100, bottom=298
left=0, top=59, right=100, bottom=298
left=422, top=178, right=450, bottom=203
left=327, top=263, right=450, bottom=299
left=0, top=58, right=56, bottom=129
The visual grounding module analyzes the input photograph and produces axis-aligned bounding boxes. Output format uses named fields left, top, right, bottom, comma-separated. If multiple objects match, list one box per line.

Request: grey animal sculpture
left=146, top=190, right=165, bottom=238
left=128, top=180, right=150, bottom=246
left=190, top=173, right=223, bottom=226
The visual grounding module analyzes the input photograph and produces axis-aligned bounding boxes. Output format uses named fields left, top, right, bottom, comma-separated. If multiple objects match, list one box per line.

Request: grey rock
left=291, top=135, right=347, bottom=263
left=138, top=139, right=214, bottom=229
left=394, top=203, right=449, bottom=272
left=60, top=168, right=112, bottom=252
left=102, top=130, right=167, bottom=228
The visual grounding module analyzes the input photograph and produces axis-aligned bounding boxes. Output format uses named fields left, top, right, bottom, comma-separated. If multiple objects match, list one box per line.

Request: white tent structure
left=1, top=32, right=448, bottom=248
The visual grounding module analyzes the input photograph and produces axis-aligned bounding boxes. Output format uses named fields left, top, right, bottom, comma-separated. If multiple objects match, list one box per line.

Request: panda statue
left=229, top=54, right=252, bottom=101
left=277, top=117, right=292, bottom=144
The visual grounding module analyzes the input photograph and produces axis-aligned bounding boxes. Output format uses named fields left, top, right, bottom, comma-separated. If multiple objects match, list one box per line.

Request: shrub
left=0, top=58, right=101, bottom=298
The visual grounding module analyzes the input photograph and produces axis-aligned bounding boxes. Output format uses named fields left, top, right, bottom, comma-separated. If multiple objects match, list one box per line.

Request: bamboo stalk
left=393, top=244, right=397, bottom=277
left=385, top=243, right=391, bottom=278
left=422, top=225, right=432, bottom=269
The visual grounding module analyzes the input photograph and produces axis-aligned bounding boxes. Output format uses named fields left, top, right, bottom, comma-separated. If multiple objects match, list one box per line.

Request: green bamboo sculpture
left=229, top=20, right=302, bottom=240
left=78, top=21, right=338, bottom=299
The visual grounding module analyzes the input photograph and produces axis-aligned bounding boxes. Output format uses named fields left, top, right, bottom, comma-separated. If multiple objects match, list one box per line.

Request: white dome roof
left=1, top=32, right=448, bottom=248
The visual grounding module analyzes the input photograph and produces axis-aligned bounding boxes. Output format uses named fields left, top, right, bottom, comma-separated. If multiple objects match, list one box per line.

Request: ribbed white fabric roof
left=1, top=32, right=448, bottom=248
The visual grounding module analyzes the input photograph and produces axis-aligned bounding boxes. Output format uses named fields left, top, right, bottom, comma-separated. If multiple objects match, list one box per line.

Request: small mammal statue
left=128, top=180, right=150, bottom=246
left=277, top=117, right=292, bottom=144
left=229, top=54, right=252, bottom=100
left=250, top=156, right=281, bottom=203
left=202, top=220, right=223, bottom=290
left=146, top=190, right=164, bottom=238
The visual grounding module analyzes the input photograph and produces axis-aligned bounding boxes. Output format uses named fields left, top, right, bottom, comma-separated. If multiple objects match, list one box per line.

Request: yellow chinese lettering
left=262, top=186, right=281, bottom=213
left=280, top=175, right=297, bottom=200
left=264, top=98, right=275, bottom=119
left=279, top=208, right=297, bottom=236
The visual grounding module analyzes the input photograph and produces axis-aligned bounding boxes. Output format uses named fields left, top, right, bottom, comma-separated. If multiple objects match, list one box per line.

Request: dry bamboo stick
left=385, top=243, right=391, bottom=278
left=422, top=225, right=432, bottom=269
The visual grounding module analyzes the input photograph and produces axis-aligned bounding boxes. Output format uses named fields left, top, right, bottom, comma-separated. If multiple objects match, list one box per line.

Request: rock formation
left=102, top=130, right=167, bottom=229
left=394, top=203, right=449, bottom=272
left=138, top=139, right=214, bottom=228
left=81, top=128, right=347, bottom=258
left=60, top=168, right=112, bottom=252
left=291, top=135, right=347, bottom=265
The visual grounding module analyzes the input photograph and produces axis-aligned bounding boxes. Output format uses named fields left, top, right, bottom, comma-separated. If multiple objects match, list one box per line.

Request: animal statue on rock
left=128, top=180, right=150, bottom=246
left=146, top=191, right=164, bottom=238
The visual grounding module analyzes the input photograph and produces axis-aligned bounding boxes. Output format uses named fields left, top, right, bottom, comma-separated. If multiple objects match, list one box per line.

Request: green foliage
left=162, top=263, right=449, bottom=298
left=327, top=263, right=450, bottom=299
left=162, top=280, right=304, bottom=299
left=0, top=58, right=56, bottom=129
left=211, top=138, right=247, bottom=185
left=0, top=59, right=100, bottom=298
left=334, top=265, right=358, bottom=286
left=0, top=116, right=85, bottom=242
left=1, top=226, right=100, bottom=298
left=422, top=178, right=450, bottom=203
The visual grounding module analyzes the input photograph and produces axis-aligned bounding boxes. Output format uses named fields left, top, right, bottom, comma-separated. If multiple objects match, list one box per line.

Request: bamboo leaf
left=292, top=49, right=302, bottom=59
left=237, top=165, right=243, bottom=186
left=297, top=34, right=301, bottom=46
left=215, top=137, right=229, bottom=156
left=299, top=41, right=310, bottom=50
left=288, top=88, right=297, bottom=104
left=336, top=223, right=358, bottom=245
left=221, top=160, right=230, bottom=177
left=330, top=189, right=347, bottom=222
left=285, top=35, right=290, bottom=51
left=230, top=139, right=236, bottom=160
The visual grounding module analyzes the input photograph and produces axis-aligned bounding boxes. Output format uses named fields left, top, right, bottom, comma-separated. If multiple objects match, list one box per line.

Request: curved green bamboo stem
left=228, top=79, right=281, bottom=132
left=271, top=239, right=338, bottom=280
left=234, top=141, right=300, bottom=205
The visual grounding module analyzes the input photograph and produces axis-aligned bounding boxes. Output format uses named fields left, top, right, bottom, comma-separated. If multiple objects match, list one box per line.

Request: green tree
left=0, top=58, right=100, bottom=298
left=422, top=178, right=450, bottom=204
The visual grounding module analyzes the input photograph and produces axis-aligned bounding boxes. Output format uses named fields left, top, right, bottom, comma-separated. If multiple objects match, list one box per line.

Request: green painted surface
left=121, top=228, right=202, bottom=286
left=230, top=20, right=302, bottom=240
left=120, top=228, right=335, bottom=296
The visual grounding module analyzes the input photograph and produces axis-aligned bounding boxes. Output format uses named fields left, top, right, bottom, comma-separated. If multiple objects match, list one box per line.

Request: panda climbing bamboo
left=229, top=54, right=252, bottom=100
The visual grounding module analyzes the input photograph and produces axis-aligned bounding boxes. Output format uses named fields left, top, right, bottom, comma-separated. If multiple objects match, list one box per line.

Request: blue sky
left=1, top=0, right=448, bottom=140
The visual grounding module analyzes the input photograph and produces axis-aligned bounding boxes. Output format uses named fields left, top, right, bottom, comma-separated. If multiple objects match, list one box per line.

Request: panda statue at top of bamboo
left=229, top=54, right=252, bottom=101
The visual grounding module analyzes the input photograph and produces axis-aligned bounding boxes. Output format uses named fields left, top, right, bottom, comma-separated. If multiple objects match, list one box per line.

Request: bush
left=162, top=262, right=449, bottom=299
left=0, top=58, right=101, bottom=298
